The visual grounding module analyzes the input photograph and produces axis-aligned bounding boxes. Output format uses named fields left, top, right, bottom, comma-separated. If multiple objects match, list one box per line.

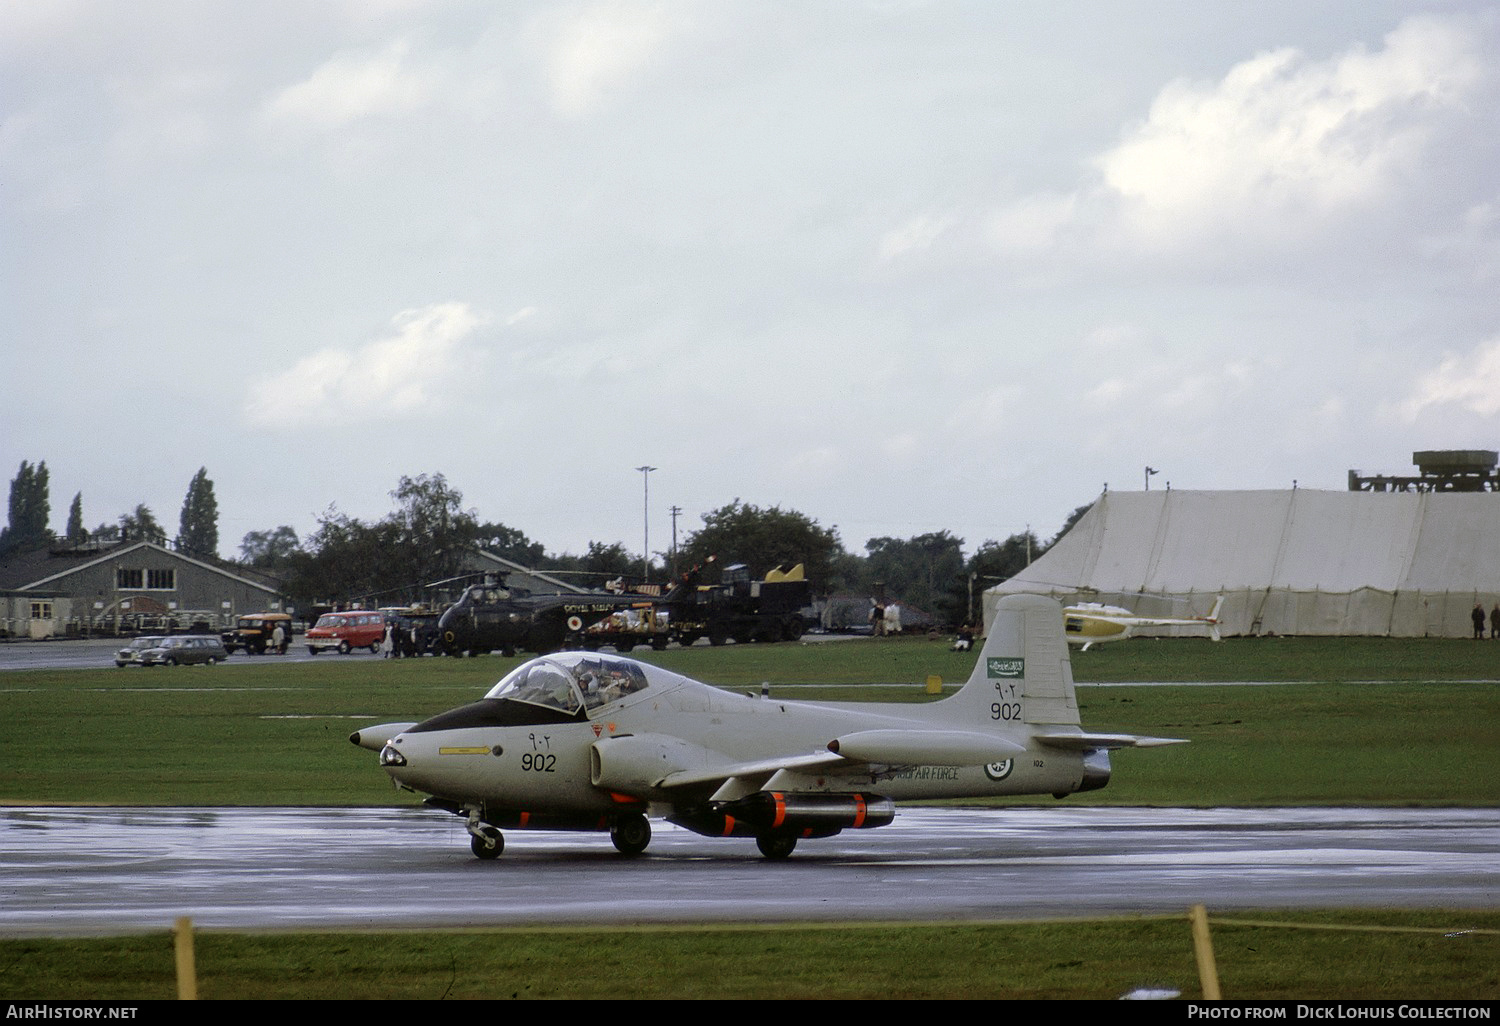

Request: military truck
left=583, top=562, right=811, bottom=650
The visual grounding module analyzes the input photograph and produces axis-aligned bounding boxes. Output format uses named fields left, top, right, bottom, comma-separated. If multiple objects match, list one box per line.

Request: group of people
left=380, top=623, right=425, bottom=658
left=1471, top=602, right=1500, bottom=639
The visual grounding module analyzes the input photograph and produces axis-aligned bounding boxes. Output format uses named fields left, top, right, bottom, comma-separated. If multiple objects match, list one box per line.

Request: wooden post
left=1189, top=903, right=1221, bottom=1000
left=173, top=916, right=197, bottom=1000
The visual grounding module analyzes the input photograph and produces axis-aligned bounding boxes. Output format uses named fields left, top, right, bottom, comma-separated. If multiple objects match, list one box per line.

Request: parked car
left=139, top=635, right=229, bottom=667
left=222, top=613, right=293, bottom=655
left=305, top=610, right=386, bottom=654
left=115, top=636, right=167, bottom=667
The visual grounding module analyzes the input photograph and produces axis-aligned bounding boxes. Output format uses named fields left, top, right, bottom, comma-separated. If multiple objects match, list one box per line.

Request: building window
left=116, top=568, right=177, bottom=590
left=30, top=601, right=53, bottom=620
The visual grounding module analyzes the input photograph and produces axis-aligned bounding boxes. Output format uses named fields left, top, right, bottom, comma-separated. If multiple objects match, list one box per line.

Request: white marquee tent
left=984, top=489, right=1500, bottom=638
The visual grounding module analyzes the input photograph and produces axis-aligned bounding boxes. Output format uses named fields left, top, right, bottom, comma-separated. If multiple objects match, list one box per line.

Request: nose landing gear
left=465, top=807, right=504, bottom=860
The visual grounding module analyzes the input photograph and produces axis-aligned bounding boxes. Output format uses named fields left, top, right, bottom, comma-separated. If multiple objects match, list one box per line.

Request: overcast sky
left=5, top=1, right=1499, bottom=563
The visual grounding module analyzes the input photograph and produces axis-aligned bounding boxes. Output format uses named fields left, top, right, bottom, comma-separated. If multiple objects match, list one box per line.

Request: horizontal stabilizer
left=1033, top=730, right=1187, bottom=751
left=349, top=722, right=417, bottom=752
left=828, top=729, right=1025, bottom=765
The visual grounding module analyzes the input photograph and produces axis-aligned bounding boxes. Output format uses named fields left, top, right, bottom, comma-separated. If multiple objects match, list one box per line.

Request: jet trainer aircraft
left=350, top=594, right=1185, bottom=859
left=1064, top=596, right=1224, bottom=651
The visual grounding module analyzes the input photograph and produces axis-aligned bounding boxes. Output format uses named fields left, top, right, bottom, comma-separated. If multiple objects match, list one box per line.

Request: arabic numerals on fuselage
left=519, top=752, right=556, bottom=772
left=521, top=731, right=556, bottom=772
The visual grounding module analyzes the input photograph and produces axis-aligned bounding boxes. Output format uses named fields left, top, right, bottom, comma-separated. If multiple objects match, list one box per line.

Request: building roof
left=0, top=540, right=281, bottom=596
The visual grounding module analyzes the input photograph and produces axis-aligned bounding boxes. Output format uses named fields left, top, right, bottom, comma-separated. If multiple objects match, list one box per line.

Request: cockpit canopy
left=486, top=653, right=650, bottom=715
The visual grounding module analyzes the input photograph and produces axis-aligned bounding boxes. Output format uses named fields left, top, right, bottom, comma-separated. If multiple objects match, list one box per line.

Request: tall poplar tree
left=66, top=492, right=86, bottom=545
left=0, top=460, right=51, bottom=556
left=177, top=467, right=219, bottom=557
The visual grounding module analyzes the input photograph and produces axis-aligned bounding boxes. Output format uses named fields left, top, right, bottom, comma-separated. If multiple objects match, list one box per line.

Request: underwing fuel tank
left=671, top=791, right=896, bottom=838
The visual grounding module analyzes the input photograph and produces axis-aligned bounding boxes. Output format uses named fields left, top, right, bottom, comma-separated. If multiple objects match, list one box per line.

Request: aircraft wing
left=652, top=729, right=1027, bottom=792
left=656, top=749, right=849, bottom=791
left=1032, top=730, right=1187, bottom=750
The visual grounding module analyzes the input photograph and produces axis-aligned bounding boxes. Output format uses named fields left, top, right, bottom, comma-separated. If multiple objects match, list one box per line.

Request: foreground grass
left=2, top=636, right=1498, bottom=806
left=2, top=912, right=1494, bottom=1000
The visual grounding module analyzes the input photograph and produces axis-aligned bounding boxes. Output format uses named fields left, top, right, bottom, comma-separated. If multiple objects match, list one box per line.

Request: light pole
left=636, top=465, right=656, bottom=584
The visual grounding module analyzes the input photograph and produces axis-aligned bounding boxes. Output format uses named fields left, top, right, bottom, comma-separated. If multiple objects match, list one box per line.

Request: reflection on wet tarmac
left=1, top=806, right=1496, bottom=936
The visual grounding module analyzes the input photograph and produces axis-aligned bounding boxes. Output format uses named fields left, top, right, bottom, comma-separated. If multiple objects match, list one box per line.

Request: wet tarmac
left=2, top=806, right=1495, bottom=936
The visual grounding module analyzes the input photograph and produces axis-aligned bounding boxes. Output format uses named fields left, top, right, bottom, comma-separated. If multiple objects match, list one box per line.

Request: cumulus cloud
left=877, top=213, right=955, bottom=262
left=535, top=1, right=689, bottom=117
left=264, top=40, right=438, bottom=128
left=244, top=302, right=487, bottom=427
left=991, top=15, right=1487, bottom=260
left=1400, top=338, right=1500, bottom=421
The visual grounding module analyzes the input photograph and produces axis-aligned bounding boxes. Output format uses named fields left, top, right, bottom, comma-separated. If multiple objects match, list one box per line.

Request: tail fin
left=949, top=594, right=1188, bottom=750
left=951, top=593, right=1080, bottom=727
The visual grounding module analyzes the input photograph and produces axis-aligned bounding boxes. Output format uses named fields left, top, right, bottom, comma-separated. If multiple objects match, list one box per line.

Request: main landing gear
left=609, top=812, right=651, bottom=856
left=755, top=833, right=798, bottom=860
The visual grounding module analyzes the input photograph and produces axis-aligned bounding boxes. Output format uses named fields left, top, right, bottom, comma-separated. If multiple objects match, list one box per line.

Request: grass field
left=2, top=634, right=1496, bottom=1000
left=3, top=911, right=1497, bottom=1000
left=2, top=634, right=1496, bottom=806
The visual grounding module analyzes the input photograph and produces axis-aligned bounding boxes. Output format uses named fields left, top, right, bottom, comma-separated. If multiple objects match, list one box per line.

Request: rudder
left=949, top=593, right=1080, bottom=727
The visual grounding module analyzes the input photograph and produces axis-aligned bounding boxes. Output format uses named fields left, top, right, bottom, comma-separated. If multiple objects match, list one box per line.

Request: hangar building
left=0, top=540, right=285, bottom=639
left=984, top=489, right=1500, bottom=638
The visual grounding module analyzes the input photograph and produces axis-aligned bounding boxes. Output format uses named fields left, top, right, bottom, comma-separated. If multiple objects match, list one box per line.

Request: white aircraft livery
left=350, top=593, right=1185, bottom=859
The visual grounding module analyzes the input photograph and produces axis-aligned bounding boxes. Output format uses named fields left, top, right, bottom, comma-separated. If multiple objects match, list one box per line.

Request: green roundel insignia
left=987, top=657, right=1024, bottom=679
left=984, top=760, right=1013, bottom=781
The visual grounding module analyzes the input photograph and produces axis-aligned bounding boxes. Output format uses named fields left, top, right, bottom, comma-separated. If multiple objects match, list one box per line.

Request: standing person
left=381, top=624, right=395, bottom=658
left=1472, top=602, right=1486, bottom=639
left=271, top=621, right=286, bottom=655
left=1490, top=603, right=1500, bottom=639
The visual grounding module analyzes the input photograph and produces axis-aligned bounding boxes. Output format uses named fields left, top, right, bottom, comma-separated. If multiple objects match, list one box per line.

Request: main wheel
left=470, top=829, right=504, bottom=860
left=756, top=833, right=798, bottom=860
left=610, top=813, right=651, bottom=856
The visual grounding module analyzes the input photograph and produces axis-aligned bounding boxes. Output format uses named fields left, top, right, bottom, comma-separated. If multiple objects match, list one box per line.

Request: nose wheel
left=610, top=812, right=651, bottom=856
left=465, top=807, right=504, bottom=859
left=469, top=827, right=503, bottom=859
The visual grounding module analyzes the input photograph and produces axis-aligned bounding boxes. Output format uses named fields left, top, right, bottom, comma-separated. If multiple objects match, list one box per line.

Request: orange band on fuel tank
left=771, top=792, right=786, bottom=828
left=853, top=794, right=867, bottom=828
left=721, top=815, right=736, bottom=837
left=518, top=812, right=530, bottom=827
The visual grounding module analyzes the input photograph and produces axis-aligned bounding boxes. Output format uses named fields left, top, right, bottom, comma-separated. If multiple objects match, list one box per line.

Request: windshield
left=485, top=653, right=650, bottom=714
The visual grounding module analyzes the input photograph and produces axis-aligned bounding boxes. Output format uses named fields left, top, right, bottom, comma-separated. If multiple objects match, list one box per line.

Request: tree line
left=0, top=461, right=219, bottom=560
left=3, top=461, right=1088, bottom=626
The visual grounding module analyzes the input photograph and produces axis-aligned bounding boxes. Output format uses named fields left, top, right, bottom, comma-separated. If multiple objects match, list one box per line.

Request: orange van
left=305, top=610, right=386, bottom=654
